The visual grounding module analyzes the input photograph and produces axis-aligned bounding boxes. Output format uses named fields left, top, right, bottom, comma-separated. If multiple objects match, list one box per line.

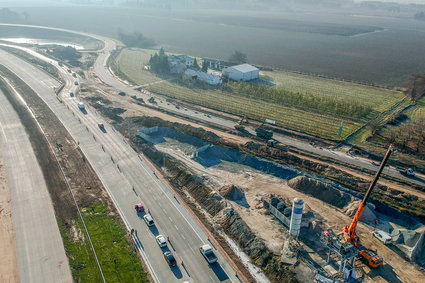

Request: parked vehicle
left=199, top=244, right=217, bottom=264
left=74, top=81, right=79, bottom=85
left=373, top=230, right=392, bottom=244
left=78, top=102, right=85, bottom=110
left=163, top=251, right=176, bottom=266
left=98, top=123, right=105, bottom=130
left=155, top=235, right=167, bottom=248
left=143, top=214, right=154, bottom=226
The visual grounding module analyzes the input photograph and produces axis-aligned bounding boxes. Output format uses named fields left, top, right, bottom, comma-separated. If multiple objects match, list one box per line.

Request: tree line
left=404, top=74, right=425, bottom=104
left=148, top=48, right=170, bottom=74
left=228, top=82, right=373, bottom=120
left=117, top=31, right=156, bottom=48
left=385, top=118, right=425, bottom=154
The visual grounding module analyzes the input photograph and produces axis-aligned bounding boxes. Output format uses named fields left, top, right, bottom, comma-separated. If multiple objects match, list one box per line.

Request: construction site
left=78, top=63, right=425, bottom=282
left=1, top=30, right=424, bottom=283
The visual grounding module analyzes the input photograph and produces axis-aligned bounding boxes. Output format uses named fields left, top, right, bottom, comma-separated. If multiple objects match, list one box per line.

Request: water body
left=0, top=37, right=84, bottom=50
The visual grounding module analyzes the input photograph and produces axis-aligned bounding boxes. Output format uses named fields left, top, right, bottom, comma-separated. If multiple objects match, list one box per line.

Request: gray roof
left=229, top=63, right=259, bottom=73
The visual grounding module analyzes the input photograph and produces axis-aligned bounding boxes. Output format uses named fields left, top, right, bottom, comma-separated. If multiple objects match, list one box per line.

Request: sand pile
left=287, top=176, right=352, bottom=208
left=343, top=200, right=376, bottom=223
left=391, top=229, right=425, bottom=263
left=219, top=185, right=245, bottom=201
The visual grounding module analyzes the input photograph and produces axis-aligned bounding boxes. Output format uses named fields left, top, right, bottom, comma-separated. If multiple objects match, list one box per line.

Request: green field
left=262, top=71, right=405, bottom=115
left=113, top=48, right=407, bottom=140
left=61, top=203, right=147, bottom=283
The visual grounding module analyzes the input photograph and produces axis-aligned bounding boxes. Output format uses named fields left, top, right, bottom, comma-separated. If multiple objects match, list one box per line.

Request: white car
left=373, top=230, right=392, bottom=244
left=155, top=235, right=167, bottom=248
left=143, top=214, right=154, bottom=226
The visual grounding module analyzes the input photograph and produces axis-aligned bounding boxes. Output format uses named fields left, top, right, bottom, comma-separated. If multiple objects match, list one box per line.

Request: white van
left=373, top=230, right=392, bottom=244
left=78, top=102, right=85, bottom=110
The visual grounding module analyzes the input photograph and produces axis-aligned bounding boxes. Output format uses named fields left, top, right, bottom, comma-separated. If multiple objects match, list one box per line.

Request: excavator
left=342, top=144, right=394, bottom=268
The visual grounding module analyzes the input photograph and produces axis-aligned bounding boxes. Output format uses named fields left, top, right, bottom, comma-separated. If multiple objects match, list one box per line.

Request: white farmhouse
left=222, top=64, right=259, bottom=81
left=168, top=55, right=195, bottom=74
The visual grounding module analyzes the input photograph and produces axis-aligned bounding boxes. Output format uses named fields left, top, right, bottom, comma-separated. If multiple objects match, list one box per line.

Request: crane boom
left=343, top=144, right=394, bottom=246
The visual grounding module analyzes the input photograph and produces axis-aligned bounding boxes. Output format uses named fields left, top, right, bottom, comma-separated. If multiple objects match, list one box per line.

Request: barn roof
left=229, top=63, right=259, bottom=73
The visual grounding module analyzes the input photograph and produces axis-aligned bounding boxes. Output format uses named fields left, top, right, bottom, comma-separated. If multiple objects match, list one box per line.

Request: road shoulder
left=0, top=143, right=19, bottom=283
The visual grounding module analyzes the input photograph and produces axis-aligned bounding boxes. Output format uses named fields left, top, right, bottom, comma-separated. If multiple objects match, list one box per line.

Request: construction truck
left=342, top=144, right=394, bottom=268
left=255, top=128, right=273, bottom=139
left=400, top=167, right=415, bottom=177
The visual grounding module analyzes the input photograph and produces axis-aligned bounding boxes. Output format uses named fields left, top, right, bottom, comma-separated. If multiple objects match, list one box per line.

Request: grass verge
left=61, top=203, right=147, bottom=283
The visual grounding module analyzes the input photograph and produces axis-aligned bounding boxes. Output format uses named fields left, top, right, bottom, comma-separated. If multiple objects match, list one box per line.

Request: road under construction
left=0, top=24, right=424, bottom=283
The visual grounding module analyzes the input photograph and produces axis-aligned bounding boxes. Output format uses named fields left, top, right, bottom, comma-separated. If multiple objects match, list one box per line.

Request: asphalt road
left=0, top=87, right=73, bottom=283
left=0, top=47, right=238, bottom=282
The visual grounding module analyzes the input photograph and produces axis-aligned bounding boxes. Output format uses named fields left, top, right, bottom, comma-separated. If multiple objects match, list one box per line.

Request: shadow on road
left=136, top=210, right=146, bottom=218
left=171, top=265, right=183, bottom=279
left=209, top=263, right=229, bottom=281
left=148, top=225, right=159, bottom=236
left=367, top=264, right=402, bottom=283
left=133, top=234, right=144, bottom=251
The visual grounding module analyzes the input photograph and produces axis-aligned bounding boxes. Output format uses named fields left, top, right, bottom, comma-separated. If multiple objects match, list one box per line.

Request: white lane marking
left=0, top=121, right=8, bottom=142
left=174, top=224, right=179, bottom=231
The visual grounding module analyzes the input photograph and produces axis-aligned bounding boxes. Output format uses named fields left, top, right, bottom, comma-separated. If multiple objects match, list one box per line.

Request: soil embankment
left=117, top=115, right=425, bottom=219
left=287, top=176, right=352, bottom=209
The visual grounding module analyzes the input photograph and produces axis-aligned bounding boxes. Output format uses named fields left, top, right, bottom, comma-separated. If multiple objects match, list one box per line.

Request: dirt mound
left=343, top=200, right=376, bottom=223
left=219, top=185, right=245, bottom=201
left=287, top=176, right=351, bottom=208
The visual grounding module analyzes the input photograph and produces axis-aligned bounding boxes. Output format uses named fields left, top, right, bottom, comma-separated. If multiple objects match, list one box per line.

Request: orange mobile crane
left=342, top=144, right=394, bottom=268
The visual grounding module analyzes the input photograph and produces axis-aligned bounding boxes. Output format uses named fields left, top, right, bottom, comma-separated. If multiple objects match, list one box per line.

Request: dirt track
left=0, top=155, right=19, bottom=283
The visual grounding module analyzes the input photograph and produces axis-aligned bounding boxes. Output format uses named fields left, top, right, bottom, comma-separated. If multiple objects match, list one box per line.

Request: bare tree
left=229, top=50, right=247, bottom=64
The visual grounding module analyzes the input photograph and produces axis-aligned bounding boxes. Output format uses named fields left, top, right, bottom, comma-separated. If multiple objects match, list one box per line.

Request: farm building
left=202, top=58, right=233, bottom=70
left=222, top=64, right=259, bottom=81
left=168, top=55, right=195, bottom=73
left=183, top=69, right=222, bottom=85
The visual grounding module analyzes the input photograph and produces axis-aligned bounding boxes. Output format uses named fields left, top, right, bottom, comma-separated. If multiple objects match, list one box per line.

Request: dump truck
left=200, top=244, right=217, bottom=264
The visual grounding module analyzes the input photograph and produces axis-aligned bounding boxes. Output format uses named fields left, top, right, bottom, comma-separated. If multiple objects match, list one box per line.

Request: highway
left=0, top=86, right=73, bottom=282
left=0, top=23, right=423, bottom=282
left=0, top=48, right=238, bottom=282
left=1, top=23, right=423, bottom=186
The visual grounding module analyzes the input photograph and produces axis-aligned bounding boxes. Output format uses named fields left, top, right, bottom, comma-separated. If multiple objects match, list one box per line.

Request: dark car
left=163, top=251, right=176, bottom=266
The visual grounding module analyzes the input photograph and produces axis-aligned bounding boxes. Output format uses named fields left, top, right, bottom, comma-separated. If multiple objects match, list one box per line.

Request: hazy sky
left=2, top=0, right=425, bottom=5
